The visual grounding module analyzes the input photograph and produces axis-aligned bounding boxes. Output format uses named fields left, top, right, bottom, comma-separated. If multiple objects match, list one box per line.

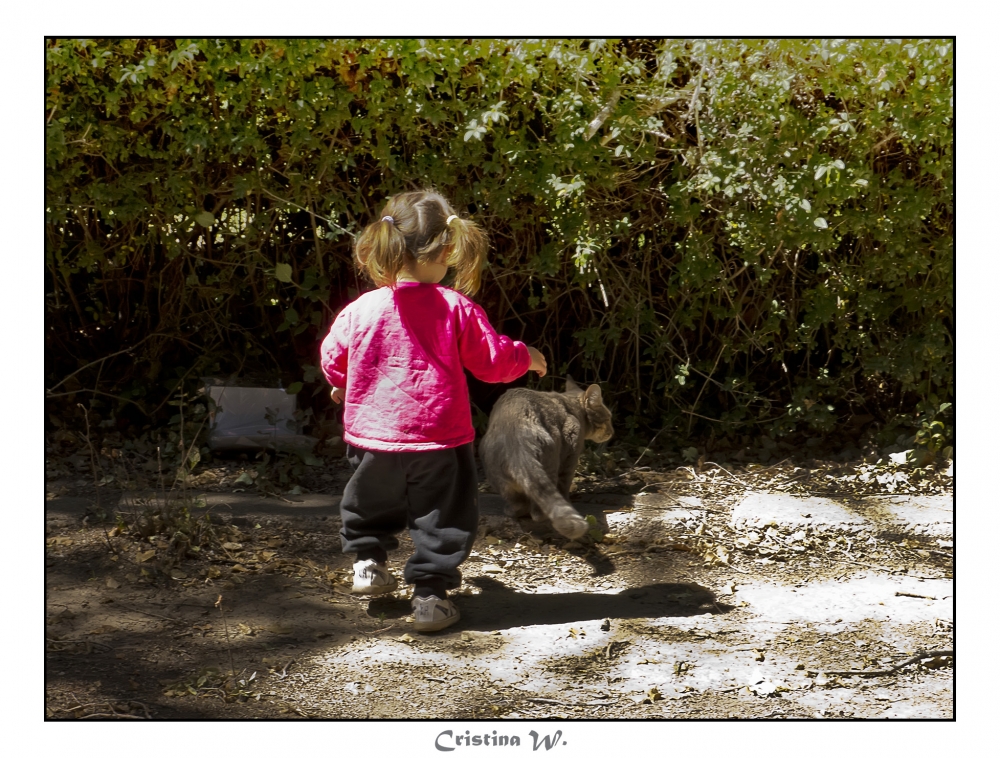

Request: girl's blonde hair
left=353, top=190, right=487, bottom=296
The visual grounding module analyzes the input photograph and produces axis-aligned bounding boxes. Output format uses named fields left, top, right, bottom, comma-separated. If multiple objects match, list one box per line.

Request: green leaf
left=274, top=263, right=293, bottom=283
left=813, top=217, right=828, bottom=229
left=195, top=211, right=215, bottom=228
left=285, top=381, right=303, bottom=395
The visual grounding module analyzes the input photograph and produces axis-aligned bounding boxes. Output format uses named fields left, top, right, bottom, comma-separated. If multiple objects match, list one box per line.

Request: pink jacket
left=320, top=282, right=531, bottom=452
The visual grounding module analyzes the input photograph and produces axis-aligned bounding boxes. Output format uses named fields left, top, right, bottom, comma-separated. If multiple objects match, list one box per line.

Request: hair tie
left=381, top=215, right=394, bottom=224
left=445, top=214, right=458, bottom=226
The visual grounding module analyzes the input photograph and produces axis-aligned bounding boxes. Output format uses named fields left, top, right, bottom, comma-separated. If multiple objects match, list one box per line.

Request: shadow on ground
left=368, top=576, right=729, bottom=632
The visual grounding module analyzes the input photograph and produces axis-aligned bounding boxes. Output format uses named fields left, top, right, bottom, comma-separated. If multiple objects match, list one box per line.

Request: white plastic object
left=205, top=383, right=315, bottom=453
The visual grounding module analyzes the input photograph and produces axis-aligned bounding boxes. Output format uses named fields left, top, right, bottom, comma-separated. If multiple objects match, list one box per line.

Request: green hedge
left=45, top=38, right=953, bottom=447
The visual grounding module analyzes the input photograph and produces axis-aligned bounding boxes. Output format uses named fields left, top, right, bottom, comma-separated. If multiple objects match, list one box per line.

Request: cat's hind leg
left=556, top=464, right=576, bottom=500
left=502, top=448, right=588, bottom=540
left=502, top=488, right=533, bottom=520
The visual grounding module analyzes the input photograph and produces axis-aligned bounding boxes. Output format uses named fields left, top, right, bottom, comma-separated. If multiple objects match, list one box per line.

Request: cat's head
left=565, top=377, right=614, bottom=443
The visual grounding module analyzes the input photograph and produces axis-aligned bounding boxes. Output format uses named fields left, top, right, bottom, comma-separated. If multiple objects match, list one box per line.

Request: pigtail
left=443, top=215, right=487, bottom=296
left=354, top=214, right=408, bottom=288
left=352, top=190, right=489, bottom=295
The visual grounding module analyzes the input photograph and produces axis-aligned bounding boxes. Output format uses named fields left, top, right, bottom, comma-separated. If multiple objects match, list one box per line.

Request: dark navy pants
left=339, top=443, right=479, bottom=592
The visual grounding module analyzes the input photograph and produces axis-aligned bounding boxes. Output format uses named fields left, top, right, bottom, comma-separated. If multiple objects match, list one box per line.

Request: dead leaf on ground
left=632, top=687, right=663, bottom=704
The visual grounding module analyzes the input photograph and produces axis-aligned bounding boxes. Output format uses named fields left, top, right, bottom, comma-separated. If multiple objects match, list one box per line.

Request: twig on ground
left=130, top=701, right=152, bottom=719
left=923, top=549, right=953, bottom=559
left=46, top=637, right=112, bottom=651
left=60, top=699, right=152, bottom=720
left=703, top=462, right=751, bottom=488
left=53, top=702, right=101, bottom=714
left=774, top=473, right=810, bottom=490
left=632, top=488, right=725, bottom=513
left=215, top=594, right=237, bottom=676
left=118, top=604, right=182, bottom=624
left=358, top=624, right=397, bottom=635
left=895, top=591, right=938, bottom=600
left=629, top=427, right=668, bottom=470
left=724, top=562, right=751, bottom=575
left=825, top=553, right=944, bottom=580
left=809, top=649, right=953, bottom=678
left=758, top=458, right=791, bottom=473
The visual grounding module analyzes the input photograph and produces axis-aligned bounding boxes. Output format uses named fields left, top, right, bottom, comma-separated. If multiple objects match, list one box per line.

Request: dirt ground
left=45, top=440, right=953, bottom=721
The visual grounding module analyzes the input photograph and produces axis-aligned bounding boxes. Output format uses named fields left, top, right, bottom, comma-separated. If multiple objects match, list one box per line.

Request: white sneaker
left=351, top=559, right=398, bottom=595
left=412, top=595, right=460, bottom=632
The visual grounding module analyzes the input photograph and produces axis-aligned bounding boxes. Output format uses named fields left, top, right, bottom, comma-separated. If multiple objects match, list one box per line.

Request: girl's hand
left=330, top=387, right=345, bottom=404
left=527, top=346, right=548, bottom=378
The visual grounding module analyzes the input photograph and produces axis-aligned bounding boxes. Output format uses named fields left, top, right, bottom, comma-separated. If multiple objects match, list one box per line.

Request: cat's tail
left=504, top=450, right=588, bottom=540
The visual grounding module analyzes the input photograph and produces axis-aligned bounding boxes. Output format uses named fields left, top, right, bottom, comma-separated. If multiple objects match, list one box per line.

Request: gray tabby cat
left=480, top=378, right=614, bottom=539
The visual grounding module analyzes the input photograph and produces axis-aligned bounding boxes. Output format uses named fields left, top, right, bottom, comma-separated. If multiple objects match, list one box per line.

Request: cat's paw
left=552, top=513, right=588, bottom=540
left=506, top=503, right=531, bottom=519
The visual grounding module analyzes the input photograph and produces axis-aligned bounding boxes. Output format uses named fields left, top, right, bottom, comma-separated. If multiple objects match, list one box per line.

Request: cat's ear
left=583, top=384, right=603, bottom=407
left=565, top=376, right=583, bottom=394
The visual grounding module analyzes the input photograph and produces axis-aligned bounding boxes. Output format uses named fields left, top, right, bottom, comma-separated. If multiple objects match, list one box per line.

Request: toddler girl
left=319, top=189, right=546, bottom=632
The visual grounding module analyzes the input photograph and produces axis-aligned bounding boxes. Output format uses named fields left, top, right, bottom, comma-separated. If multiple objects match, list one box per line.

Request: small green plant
left=584, top=514, right=604, bottom=544
left=115, top=496, right=242, bottom=580
left=161, top=388, right=213, bottom=485
left=913, top=402, right=953, bottom=462
left=162, top=665, right=260, bottom=703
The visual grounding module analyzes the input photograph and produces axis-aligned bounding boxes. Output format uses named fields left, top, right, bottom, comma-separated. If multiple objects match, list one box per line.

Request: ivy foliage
left=46, top=38, right=953, bottom=446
